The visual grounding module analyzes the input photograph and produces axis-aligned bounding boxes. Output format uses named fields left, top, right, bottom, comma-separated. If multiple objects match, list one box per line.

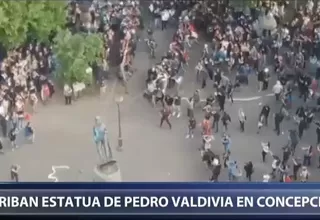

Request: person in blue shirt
left=24, top=122, right=35, bottom=143
left=221, top=134, right=231, bottom=154
left=93, top=116, right=108, bottom=162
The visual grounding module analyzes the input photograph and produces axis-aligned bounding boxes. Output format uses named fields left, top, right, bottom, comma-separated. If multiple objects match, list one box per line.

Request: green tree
left=53, top=30, right=104, bottom=85
left=0, top=0, right=67, bottom=49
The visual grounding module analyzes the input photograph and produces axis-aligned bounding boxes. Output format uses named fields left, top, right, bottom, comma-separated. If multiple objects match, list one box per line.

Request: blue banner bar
left=0, top=188, right=319, bottom=214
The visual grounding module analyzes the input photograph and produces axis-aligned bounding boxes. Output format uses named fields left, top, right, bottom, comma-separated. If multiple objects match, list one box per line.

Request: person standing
left=8, top=126, right=18, bottom=150
left=210, top=157, right=222, bottom=182
left=272, top=80, right=283, bottom=101
left=63, top=84, right=73, bottom=105
left=212, top=110, right=220, bottom=133
left=161, top=9, right=170, bottom=30
left=300, top=166, right=310, bottom=182
left=316, top=126, right=320, bottom=144
left=221, top=111, right=231, bottom=132
left=186, top=97, right=194, bottom=118
left=159, top=105, right=172, bottom=129
left=292, top=157, right=302, bottom=181
left=257, top=69, right=265, bottom=92
left=238, top=108, right=246, bottom=132
left=172, top=94, right=181, bottom=118
left=274, top=112, right=284, bottom=136
left=217, top=90, right=226, bottom=111
left=298, top=118, right=307, bottom=138
left=221, top=134, right=231, bottom=154
left=93, top=116, right=108, bottom=161
left=10, top=164, right=20, bottom=182
left=24, top=122, right=35, bottom=143
left=317, top=145, right=320, bottom=168
left=302, top=145, right=313, bottom=166
left=244, top=161, right=254, bottom=182
left=282, top=146, right=291, bottom=166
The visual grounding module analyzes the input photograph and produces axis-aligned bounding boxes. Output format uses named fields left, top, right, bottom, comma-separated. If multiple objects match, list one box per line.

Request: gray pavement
left=0, top=13, right=320, bottom=182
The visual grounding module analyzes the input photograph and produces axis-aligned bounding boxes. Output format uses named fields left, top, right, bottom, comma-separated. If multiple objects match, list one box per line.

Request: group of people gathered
left=141, top=0, right=320, bottom=182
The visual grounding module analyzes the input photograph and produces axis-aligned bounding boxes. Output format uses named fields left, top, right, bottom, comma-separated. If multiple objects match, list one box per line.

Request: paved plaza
left=0, top=17, right=319, bottom=182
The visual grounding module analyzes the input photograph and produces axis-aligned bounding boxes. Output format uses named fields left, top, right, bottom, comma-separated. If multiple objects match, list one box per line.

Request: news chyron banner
left=0, top=183, right=320, bottom=215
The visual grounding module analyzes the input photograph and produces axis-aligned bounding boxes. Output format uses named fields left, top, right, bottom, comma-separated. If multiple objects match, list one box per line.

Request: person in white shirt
left=300, top=166, right=310, bottom=182
left=161, top=9, right=170, bottom=30
left=272, top=80, right=283, bottom=101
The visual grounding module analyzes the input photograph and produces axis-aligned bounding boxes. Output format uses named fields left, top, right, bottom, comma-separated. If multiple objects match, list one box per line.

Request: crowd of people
left=141, top=0, right=320, bottom=182
left=0, top=42, right=54, bottom=151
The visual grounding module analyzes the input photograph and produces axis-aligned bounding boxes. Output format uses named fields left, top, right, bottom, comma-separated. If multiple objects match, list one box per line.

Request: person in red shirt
left=283, top=174, right=293, bottom=182
left=202, top=115, right=212, bottom=136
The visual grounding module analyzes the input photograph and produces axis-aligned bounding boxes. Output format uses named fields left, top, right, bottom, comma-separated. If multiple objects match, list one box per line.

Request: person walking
left=161, top=9, right=170, bottom=30
left=238, top=108, right=246, bottom=132
left=159, top=105, right=172, bottom=129
left=274, top=112, right=284, bottom=136
left=261, top=141, right=271, bottom=162
left=186, top=117, right=196, bottom=139
left=259, top=105, right=270, bottom=126
left=93, top=116, right=108, bottom=161
left=63, top=84, right=73, bottom=105
left=10, top=164, right=20, bottom=182
left=272, top=80, right=283, bottom=101
left=244, top=161, right=254, bottom=182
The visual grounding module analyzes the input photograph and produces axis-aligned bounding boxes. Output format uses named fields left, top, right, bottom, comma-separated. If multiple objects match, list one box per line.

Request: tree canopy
left=53, top=30, right=104, bottom=85
left=0, top=0, right=67, bottom=49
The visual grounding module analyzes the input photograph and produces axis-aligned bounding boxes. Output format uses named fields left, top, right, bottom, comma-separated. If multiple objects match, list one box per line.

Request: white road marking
left=265, top=93, right=274, bottom=97
left=48, top=165, right=70, bottom=182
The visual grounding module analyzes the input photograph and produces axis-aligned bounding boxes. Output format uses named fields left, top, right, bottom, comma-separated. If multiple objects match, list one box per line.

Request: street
left=0, top=15, right=319, bottom=182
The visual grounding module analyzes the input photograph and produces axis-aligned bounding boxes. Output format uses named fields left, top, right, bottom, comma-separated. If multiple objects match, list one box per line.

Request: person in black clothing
left=244, top=161, right=254, bottom=182
left=221, top=111, right=231, bottom=132
left=259, top=104, right=270, bottom=126
left=212, top=110, right=220, bottom=133
left=298, top=118, right=307, bottom=138
left=289, top=129, right=299, bottom=155
left=292, top=157, right=302, bottom=181
left=296, top=105, right=306, bottom=119
left=282, top=146, right=291, bottom=166
left=316, top=126, right=320, bottom=144
left=217, top=90, right=226, bottom=111
left=274, top=112, right=284, bottom=136
left=257, top=70, right=265, bottom=91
